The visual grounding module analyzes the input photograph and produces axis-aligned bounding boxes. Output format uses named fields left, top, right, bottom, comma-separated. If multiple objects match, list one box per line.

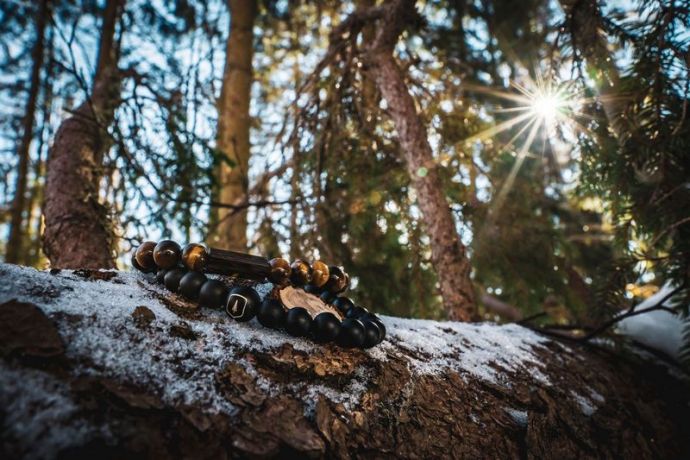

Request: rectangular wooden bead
left=205, top=247, right=271, bottom=280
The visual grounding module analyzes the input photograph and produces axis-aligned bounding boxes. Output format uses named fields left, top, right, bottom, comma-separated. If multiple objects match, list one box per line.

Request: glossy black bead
left=285, top=307, right=312, bottom=337
left=198, top=279, right=228, bottom=309
left=225, top=286, right=261, bottom=322
left=164, top=268, right=187, bottom=292
left=337, top=318, right=366, bottom=348
left=345, top=305, right=369, bottom=319
left=319, top=290, right=336, bottom=305
left=179, top=271, right=208, bottom=300
left=155, top=268, right=168, bottom=284
left=332, top=296, right=354, bottom=314
left=303, top=284, right=321, bottom=295
left=311, top=312, right=341, bottom=343
left=362, top=320, right=382, bottom=348
left=257, top=299, right=286, bottom=329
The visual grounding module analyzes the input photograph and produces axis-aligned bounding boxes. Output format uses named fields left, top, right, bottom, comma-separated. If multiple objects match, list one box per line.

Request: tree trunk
left=363, top=0, right=476, bottom=321
left=559, top=0, right=627, bottom=140
left=210, top=0, right=257, bottom=251
left=42, top=0, right=124, bottom=269
left=0, top=263, right=688, bottom=459
left=5, top=0, right=49, bottom=265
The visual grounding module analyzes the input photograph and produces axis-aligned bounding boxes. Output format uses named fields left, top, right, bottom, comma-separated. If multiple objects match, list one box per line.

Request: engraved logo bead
left=226, top=293, right=249, bottom=319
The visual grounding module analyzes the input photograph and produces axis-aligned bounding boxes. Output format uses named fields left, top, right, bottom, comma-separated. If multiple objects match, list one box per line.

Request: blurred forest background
left=1, top=0, right=689, bottom=353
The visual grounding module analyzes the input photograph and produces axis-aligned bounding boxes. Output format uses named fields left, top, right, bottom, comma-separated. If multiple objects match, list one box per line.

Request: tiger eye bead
left=181, top=243, right=208, bottom=272
left=153, top=240, right=182, bottom=269
left=268, top=258, right=291, bottom=285
left=310, top=261, right=330, bottom=288
left=325, top=266, right=348, bottom=294
left=289, top=259, right=311, bottom=286
left=135, top=241, right=158, bottom=271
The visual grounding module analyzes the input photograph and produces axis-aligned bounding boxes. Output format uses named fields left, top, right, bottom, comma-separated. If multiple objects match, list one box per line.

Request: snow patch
left=504, top=408, right=528, bottom=427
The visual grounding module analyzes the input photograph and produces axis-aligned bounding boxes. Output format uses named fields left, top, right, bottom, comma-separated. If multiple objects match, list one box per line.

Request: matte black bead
left=345, top=305, right=369, bottom=319
left=285, top=307, right=312, bottom=337
left=257, top=299, right=286, bottom=329
left=311, top=312, right=341, bottom=343
left=198, top=279, right=228, bottom=309
left=373, top=319, right=386, bottom=343
left=320, top=290, right=336, bottom=305
left=225, top=286, right=260, bottom=322
left=155, top=268, right=168, bottom=284
left=303, top=284, right=321, bottom=295
left=332, top=297, right=355, bottom=314
left=164, top=268, right=187, bottom=292
left=153, top=240, right=182, bottom=269
left=179, top=271, right=207, bottom=300
left=362, top=320, right=382, bottom=348
left=337, top=318, right=366, bottom=348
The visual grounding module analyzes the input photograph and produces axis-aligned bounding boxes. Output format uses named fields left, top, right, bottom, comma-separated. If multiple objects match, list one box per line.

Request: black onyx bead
left=373, top=319, right=386, bottom=343
left=225, top=286, right=260, bottom=322
left=320, top=290, right=336, bottom=305
left=337, top=318, right=366, bottom=348
left=164, top=268, right=187, bottom=292
left=257, top=299, right=286, bottom=329
left=285, top=307, right=312, bottom=337
left=178, top=271, right=207, bottom=300
left=345, top=305, right=369, bottom=319
left=362, top=320, right=382, bottom=348
left=311, top=312, right=341, bottom=343
left=303, top=284, right=321, bottom=295
left=156, top=268, right=168, bottom=284
left=198, top=279, right=228, bottom=309
left=153, top=240, right=182, bottom=269
left=332, top=297, right=354, bottom=314
left=134, top=241, right=157, bottom=272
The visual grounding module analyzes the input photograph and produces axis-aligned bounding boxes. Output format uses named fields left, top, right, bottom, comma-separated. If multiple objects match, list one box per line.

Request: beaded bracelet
left=131, top=240, right=386, bottom=349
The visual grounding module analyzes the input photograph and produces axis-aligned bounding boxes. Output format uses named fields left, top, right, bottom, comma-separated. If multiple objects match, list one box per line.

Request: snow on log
left=1, top=263, right=688, bottom=458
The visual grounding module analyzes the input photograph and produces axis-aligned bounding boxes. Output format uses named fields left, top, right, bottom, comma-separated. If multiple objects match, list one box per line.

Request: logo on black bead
left=226, top=293, right=248, bottom=319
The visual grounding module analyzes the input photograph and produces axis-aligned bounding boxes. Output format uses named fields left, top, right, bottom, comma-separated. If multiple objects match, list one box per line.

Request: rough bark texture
left=560, top=0, right=627, bottom=140
left=6, top=0, right=49, bottom=264
left=363, top=0, right=476, bottom=321
left=210, top=0, right=257, bottom=251
left=42, top=0, right=124, bottom=269
left=0, top=263, right=688, bottom=459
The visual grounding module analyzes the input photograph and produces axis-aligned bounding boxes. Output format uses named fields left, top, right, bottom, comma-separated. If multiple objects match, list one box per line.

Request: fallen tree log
left=0, top=263, right=688, bottom=459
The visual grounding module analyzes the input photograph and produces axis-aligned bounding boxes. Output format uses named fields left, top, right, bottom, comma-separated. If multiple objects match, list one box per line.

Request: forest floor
left=1, top=263, right=689, bottom=459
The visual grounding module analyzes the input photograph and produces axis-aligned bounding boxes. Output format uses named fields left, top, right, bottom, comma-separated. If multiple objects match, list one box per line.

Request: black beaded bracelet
left=132, top=240, right=386, bottom=349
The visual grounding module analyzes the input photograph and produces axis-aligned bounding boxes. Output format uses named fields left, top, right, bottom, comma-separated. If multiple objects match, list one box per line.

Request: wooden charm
left=278, top=286, right=343, bottom=320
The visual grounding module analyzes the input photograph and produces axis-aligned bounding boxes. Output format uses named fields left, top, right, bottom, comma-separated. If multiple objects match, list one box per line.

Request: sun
left=530, top=91, right=565, bottom=122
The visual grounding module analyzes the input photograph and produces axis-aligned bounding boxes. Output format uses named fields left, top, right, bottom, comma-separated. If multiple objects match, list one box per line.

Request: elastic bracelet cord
left=132, top=240, right=386, bottom=349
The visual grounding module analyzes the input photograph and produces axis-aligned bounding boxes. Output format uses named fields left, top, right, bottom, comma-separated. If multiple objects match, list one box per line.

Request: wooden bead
left=268, top=258, right=291, bottom=285
left=135, top=241, right=157, bottom=271
left=153, top=240, right=181, bottom=269
left=289, top=259, right=311, bottom=286
left=226, top=286, right=260, bottom=322
left=310, top=261, right=330, bottom=288
left=181, top=243, right=208, bottom=271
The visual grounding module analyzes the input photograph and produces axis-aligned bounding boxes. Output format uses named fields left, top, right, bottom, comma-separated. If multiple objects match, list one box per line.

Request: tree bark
left=559, top=0, right=627, bottom=140
left=5, top=0, right=49, bottom=264
left=0, top=264, right=688, bottom=459
left=363, top=0, right=476, bottom=321
left=210, top=0, right=257, bottom=251
left=42, top=0, right=125, bottom=269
